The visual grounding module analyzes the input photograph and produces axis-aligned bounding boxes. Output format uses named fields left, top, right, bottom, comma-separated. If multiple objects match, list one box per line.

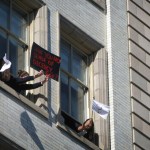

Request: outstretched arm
left=18, top=75, right=49, bottom=90
left=15, top=76, right=34, bottom=84
left=19, top=82, right=42, bottom=90
left=15, top=70, right=44, bottom=84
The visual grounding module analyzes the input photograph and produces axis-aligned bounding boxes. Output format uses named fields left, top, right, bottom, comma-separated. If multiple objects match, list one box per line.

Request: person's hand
left=41, top=75, right=49, bottom=85
left=34, top=70, right=44, bottom=79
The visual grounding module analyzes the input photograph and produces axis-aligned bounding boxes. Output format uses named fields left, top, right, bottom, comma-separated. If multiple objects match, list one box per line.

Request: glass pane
left=0, top=0, right=9, bottom=29
left=60, top=72, right=69, bottom=113
left=60, top=39, right=70, bottom=72
left=72, top=48, right=87, bottom=83
left=11, top=7, right=27, bottom=41
left=9, top=37, right=25, bottom=76
left=71, top=79, right=85, bottom=123
left=0, top=30, right=7, bottom=58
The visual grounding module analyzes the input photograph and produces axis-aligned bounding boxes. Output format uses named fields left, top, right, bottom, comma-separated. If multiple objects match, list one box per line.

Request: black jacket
left=5, top=75, right=42, bottom=93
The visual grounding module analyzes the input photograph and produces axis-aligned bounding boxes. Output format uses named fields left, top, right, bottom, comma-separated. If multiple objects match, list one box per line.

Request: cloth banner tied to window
left=30, top=42, right=61, bottom=81
left=92, top=99, right=110, bottom=119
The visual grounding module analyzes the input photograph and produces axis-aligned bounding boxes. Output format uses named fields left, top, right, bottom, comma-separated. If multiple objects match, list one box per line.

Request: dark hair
left=83, top=118, right=94, bottom=130
left=18, top=70, right=29, bottom=77
left=83, top=118, right=94, bottom=141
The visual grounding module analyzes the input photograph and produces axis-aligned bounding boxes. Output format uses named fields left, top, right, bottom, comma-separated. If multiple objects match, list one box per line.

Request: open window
left=0, top=134, right=25, bottom=150
left=0, top=0, right=29, bottom=75
left=0, top=0, right=48, bottom=99
left=59, top=15, right=103, bottom=144
left=0, top=0, right=45, bottom=75
left=60, top=38, right=88, bottom=124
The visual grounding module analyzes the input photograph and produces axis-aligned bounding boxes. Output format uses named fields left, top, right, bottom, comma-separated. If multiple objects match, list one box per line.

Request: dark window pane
left=60, top=39, right=70, bottom=72
left=71, top=79, right=84, bottom=122
left=60, top=72, right=69, bottom=113
left=9, top=38, right=25, bottom=76
left=0, top=30, right=7, bottom=58
left=11, top=7, right=27, bottom=41
left=0, top=134, right=25, bottom=150
left=72, top=48, right=87, bottom=84
left=0, top=0, right=9, bottom=29
left=60, top=39, right=88, bottom=123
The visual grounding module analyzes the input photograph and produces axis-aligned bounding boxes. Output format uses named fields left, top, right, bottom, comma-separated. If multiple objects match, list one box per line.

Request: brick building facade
left=0, top=0, right=149, bottom=150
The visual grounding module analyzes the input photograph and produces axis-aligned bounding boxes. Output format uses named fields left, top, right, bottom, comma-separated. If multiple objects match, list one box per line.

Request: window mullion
left=0, top=26, right=28, bottom=50
left=6, top=0, right=11, bottom=57
left=60, top=68, right=88, bottom=90
left=9, top=0, right=12, bottom=31
left=69, top=46, right=73, bottom=114
left=68, top=77, right=71, bottom=114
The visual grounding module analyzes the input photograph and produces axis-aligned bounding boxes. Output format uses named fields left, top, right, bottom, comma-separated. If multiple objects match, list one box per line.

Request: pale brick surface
left=133, top=129, right=150, bottom=150
left=132, top=114, right=150, bottom=138
left=128, top=1, right=150, bottom=26
left=132, top=99, right=150, bottom=123
left=131, top=84, right=150, bottom=108
left=107, top=0, right=132, bottom=150
left=128, top=0, right=150, bottom=149
left=130, top=55, right=150, bottom=80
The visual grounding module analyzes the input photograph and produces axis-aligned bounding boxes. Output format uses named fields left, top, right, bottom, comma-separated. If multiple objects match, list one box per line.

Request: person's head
left=0, top=58, right=11, bottom=82
left=83, top=118, right=94, bottom=131
left=18, top=70, right=29, bottom=78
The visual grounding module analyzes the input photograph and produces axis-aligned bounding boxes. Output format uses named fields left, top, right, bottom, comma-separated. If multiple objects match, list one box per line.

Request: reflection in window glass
left=0, top=0, right=28, bottom=76
left=72, top=48, right=87, bottom=84
left=0, top=0, right=9, bottom=29
left=0, top=30, right=7, bottom=58
left=9, top=37, right=25, bottom=76
left=60, top=38, right=88, bottom=123
left=61, top=72, right=69, bottom=113
left=11, top=8, right=27, bottom=41
left=60, top=39, right=71, bottom=72
left=71, top=79, right=84, bottom=122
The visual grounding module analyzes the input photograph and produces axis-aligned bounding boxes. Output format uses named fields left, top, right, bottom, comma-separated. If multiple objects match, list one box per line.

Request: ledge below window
left=0, top=80, right=48, bottom=119
left=56, top=122, right=104, bottom=150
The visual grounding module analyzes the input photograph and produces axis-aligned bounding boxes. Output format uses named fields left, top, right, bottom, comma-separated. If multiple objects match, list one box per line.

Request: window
left=0, top=134, right=25, bottom=150
left=0, top=0, right=28, bottom=76
left=60, top=38, right=88, bottom=124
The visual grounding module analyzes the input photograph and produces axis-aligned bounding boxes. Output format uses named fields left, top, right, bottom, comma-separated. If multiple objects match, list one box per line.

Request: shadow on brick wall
left=20, top=111, right=45, bottom=150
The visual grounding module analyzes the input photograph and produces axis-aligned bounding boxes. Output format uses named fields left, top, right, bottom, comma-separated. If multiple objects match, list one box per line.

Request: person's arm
left=18, top=76, right=48, bottom=90
left=16, top=70, right=44, bottom=84
left=15, top=76, right=34, bottom=84
left=77, top=124, right=84, bottom=131
left=19, top=82, right=42, bottom=90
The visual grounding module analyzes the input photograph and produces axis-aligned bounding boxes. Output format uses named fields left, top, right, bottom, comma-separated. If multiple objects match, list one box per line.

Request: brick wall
left=106, top=0, right=133, bottom=149
left=127, top=0, right=150, bottom=149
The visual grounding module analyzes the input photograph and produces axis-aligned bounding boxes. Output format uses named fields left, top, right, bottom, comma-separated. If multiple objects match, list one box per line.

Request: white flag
left=92, top=99, right=110, bottom=119
left=0, top=54, right=11, bottom=72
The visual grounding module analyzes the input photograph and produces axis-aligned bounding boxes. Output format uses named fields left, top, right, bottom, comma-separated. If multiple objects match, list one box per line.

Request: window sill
left=56, top=122, right=103, bottom=150
left=0, top=80, right=48, bottom=119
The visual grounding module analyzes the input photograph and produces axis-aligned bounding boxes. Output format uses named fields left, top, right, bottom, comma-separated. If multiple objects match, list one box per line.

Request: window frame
left=0, top=0, right=48, bottom=111
left=60, top=37, right=89, bottom=124
left=0, top=0, right=29, bottom=75
left=0, top=133, right=25, bottom=150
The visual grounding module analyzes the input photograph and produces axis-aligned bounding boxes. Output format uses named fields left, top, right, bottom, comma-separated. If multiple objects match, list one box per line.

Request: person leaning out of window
left=76, top=118, right=94, bottom=142
left=0, top=54, right=48, bottom=93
